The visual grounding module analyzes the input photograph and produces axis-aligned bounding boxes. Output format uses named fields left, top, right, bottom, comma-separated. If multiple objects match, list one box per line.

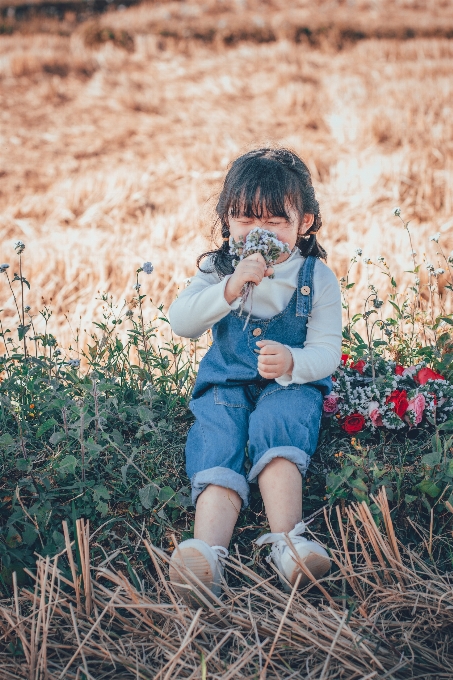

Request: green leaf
left=96, top=501, right=109, bottom=516
left=92, top=485, right=110, bottom=503
left=439, top=316, right=453, bottom=326
left=405, top=494, right=418, bottom=504
left=351, top=478, right=368, bottom=493
left=158, top=486, right=175, bottom=503
left=85, top=438, right=103, bottom=455
left=36, top=418, right=58, bottom=438
left=137, top=406, right=153, bottom=423
left=17, top=324, right=31, bottom=341
left=0, top=433, right=14, bottom=447
left=352, top=489, right=369, bottom=504
left=421, top=451, right=441, bottom=467
left=22, top=524, right=37, bottom=546
left=446, top=459, right=453, bottom=477
left=16, top=459, right=30, bottom=471
left=139, top=484, right=159, bottom=510
left=416, top=480, right=441, bottom=498
left=346, top=283, right=355, bottom=289
left=122, top=553, right=142, bottom=591
left=49, top=431, right=66, bottom=446
left=391, top=277, right=397, bottom=288
left=58, top=455, right=78, bottom=476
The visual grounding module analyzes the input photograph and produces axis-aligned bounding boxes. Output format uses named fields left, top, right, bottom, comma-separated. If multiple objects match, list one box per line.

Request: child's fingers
left=256, top=340, right=282, bottom=354
left=264, top=266, right=274, bottom=277
left=258, top=355, right=281, bottom=366
left=245, top=252, right=267, bottom=265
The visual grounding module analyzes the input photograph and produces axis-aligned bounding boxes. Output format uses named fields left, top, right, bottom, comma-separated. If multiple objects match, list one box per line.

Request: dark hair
left=197, top=148, right=327, bottom=277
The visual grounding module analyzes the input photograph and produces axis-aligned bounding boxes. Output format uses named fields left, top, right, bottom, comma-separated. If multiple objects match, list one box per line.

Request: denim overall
left=186, top=255, right=332, bottom=508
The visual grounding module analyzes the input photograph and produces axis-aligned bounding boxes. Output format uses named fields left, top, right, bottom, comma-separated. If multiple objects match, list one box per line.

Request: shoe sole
left=289, top=551, right=331, bottom=588
left=169, top=547, right=216, bottom=605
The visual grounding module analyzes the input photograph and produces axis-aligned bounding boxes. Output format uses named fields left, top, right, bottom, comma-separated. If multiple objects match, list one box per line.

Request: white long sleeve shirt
left=169, top=249, right=342, bottom=386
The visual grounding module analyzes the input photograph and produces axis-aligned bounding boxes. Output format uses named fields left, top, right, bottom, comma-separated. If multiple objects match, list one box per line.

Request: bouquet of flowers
left=323, top=355, right=453, bottom=433
left=229, top=227, right=291, bottom=329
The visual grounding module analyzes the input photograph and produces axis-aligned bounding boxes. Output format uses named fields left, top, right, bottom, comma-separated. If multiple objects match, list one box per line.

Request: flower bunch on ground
left=324, top=355, right=453, bottom=433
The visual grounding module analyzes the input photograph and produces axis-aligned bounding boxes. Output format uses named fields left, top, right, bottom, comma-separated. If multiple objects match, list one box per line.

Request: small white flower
left=392, top=207, right=401, bottom=217
left=125, top=309, right=134, bottom=318
left=363, top=257, right=372, bottom=265
left=415, top=277, right=420, bottom=285
left=411, top=250, right=417, bottom=257
left=67, top=359, right=80, bottom=368
left=429, top=233, right=440, bottom=243
left=0, top=263, right=9, bottom=273
left=24, top=306, right=31, bottom=313
left=434, top=268, right=445, bottom=276
left=377, top=256, right=385, bottom=263
left=14, top=240, right=25, bottom=254
left=133, top=283, right=141, bottom=291
left=142, top=261, right=153, bottom=275
left=354, top=248, right=363, bottom=256
left=425, top=262, right=435, bottom=272
left=53, top=349, right=62, bottom=356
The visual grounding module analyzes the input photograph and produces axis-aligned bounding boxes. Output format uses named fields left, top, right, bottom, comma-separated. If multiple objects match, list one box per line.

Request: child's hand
left=224, top=253, right=274, bottom=305
left=256, top=340, right=294, bottom=379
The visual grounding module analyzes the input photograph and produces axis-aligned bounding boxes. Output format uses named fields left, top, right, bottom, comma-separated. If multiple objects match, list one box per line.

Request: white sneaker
left=168, top=538, right=228, bottom=604
left=256, top=522, right=330, bottom=591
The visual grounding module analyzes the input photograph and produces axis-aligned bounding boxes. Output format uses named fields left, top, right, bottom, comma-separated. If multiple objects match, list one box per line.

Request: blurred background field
left=1, top=0, right=453, bottom=349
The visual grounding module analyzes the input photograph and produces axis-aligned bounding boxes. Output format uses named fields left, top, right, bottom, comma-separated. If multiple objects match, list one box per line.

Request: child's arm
left=257, top=261, right=342, bottom=384
left=168, top=267, right=234, bottom=338
left=169, top=254, right=271, bottom=338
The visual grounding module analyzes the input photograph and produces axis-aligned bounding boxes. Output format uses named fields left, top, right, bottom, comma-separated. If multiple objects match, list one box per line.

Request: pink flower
left=402, top=365, right=418, bottom=378
left=368, top=401, right=383, bottom=427
left=406, top=393, right=426, bottom=426
left=323, top=394, right=340, bottom=416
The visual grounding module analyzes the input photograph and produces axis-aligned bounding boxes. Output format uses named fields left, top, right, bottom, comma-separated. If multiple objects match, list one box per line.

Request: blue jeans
left=186, top=382, right=323, bottom=508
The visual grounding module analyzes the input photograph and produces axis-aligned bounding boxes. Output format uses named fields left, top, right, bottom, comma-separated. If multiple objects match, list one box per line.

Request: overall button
left=300, top=285, right=311, bottom=295
left=252, top=328, right=262, bottom=337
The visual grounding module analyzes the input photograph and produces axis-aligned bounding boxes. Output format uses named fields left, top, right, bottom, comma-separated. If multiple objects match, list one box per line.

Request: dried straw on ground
left=0, top=489, right=452, bottom=679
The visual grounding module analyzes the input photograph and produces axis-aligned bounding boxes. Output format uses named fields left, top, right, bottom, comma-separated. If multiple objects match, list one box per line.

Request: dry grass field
left=1, top=0, right=453, bottom=349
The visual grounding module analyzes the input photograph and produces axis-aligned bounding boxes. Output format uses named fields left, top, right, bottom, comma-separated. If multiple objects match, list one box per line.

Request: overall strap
left=296, top=256, right=316, bottom=317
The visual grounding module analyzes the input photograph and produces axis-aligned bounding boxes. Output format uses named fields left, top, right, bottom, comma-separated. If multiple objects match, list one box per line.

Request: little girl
left=168, top=148, right=342, bottom=599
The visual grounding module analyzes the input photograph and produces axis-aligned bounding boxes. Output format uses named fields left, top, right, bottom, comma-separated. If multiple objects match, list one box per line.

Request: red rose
left=342, top=413, right=365, bottom=434
left=385, top=389, right=409, bottom=419
left=395, top=365, right=405, bottom=375
left=341, top=354, right=350, bottom=366
left=414, top=367, right=445, bottom=385
left=350, top=359, right=366, bottom=374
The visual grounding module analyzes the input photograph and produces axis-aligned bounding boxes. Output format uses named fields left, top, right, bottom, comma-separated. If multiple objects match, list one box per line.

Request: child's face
left=228, top=203, right=314, bottom=263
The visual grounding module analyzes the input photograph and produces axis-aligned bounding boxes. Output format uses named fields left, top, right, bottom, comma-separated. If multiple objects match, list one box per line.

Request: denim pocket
left=214, top=385, right=252, bottom=409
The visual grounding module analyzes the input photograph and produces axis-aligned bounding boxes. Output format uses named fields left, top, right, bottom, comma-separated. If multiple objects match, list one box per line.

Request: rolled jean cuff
left=191, top=466, right=250, bottom=508
left=248, top=446, right=311, bottom=484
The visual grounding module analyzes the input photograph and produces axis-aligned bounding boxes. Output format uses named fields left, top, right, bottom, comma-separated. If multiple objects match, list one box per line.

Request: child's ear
left=298, top=213, right=315, bottom=236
